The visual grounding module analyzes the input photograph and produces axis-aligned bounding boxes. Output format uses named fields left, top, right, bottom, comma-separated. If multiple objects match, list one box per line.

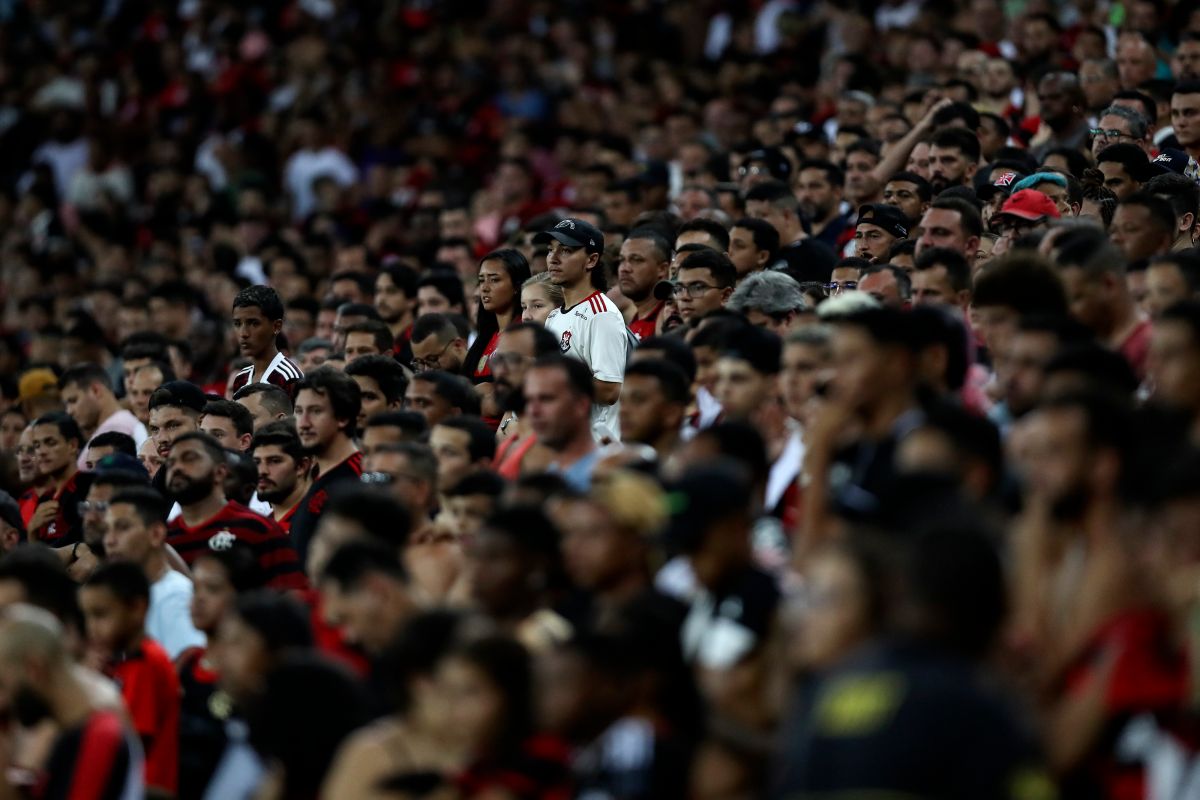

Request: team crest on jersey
left=559, top=330, right=572, bottom=352
left=208, top=530, right=236, bottom=551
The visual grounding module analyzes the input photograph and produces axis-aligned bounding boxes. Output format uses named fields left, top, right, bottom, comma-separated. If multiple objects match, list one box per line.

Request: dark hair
left=845, top=138, right=882, bottom=162
left=625, top=228, right=673, bottom=263
left=859, top=265, right=913, bottom=301
left=1096, top=143, right=1151, bottom=178
left=1118, top=191, right=1178, bottom=235
left=59, top=363, right=112, bottom=394
left=376, top=611, right=463, bottom=712
left=335, top=302, right=381, bottom=322
left=1113, top=89, right=1158, bottom=125
left=330, top=270, right=377, bottom=299
left=233, top=383, right=294, bottom=417
left=321, top=539, right=408, bottom=587
left=364, top=410, right=429, bottom=440
left=444, top=470, right=507, bottom=499
left=530, top=355, right=596, bottom=402
left=930, top=126, right=982, bottom=163
left=929, top=196, right=984, bottom=237
left=1174, top=80, right=1200, bottom=98
left=233, top=286, right=285, bottom=321
left=417, top=270, right=466, bottom=311
left=694, top=422, right=769, bottom=489
left=294, top=367, right=363, bottom=439
left=1043, top=147, right=1091, bottom=179
left=886, top=239, right=917, bottom=261
left=233, top=590, right=313, bottom=651
left=798, top=159, right=845, bottom=188
left=914, top=247, right=972, bottom=292
left=731, top=218, right=780, bottom=260
left=636, top=336, right=698, bottom=383
left=1044, top=344, right=1140, bottom=398
left=343, top=320, right=394, bottom=354
left=148, top=280, right=195, bottom=308
left=410, top=371, right=480, bottom=416
left=109, top=486, right=170, bottom=526
left=972, top=253, right=1068, bottom=316
left=249, top=420, right=305, bottom=462
left=193, top=542, right=266, bottom=593
left=412, top=313, right=460, bottom=346
left=436, top=416, right=497, bottom=462
left=1150, top=253, right=1200, bottom=292
left=32, top=412, right=83, bottom=450
left=908, top=306, right=969, bottom=390
left=677, top=218, right=730, bottom=252
left=677, top=248, right=737, bottom=289
left=624, top=359, right=691, bottom=405
left=345, top=355, right=408, bottom=406
left=202, top=399, right=255, bottom=438
left=0, top=546, right=82, bottom=629
left=1143, top=174, right=1200, bottom=227
left=467, top=249, right=532, bottom=383
left=743, top=179, right=798, bottom=210
left=932, top=101, right=980, bottom=131
left=980, top=112, right=1012, bottom=142
left=85, top=560, right=150, bottom=605
left=379, top=263, right=419, bottom=299
left=447, top=634, right=536, bottom=754
left=322, top=485, right=412, bottom=549
left=88, top=431, right=137, bottom=457
left=504, top=322, right=564, bottom=359
left=887, top=171, right=934, bottom=201
left=171, top=430, right=226, bottom=465
left=90, top=468, right=150, bottom=491
left=284, top=296, right=316, bottom=323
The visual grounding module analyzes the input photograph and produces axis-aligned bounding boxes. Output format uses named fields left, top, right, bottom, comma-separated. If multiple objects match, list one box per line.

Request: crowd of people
left=5, top=0, right=1200, bottom=798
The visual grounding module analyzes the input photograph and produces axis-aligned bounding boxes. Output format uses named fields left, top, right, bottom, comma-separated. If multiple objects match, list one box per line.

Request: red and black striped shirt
left=38, top=709, right=138, bottom=800
left=167, top=501, right=306, bottom=590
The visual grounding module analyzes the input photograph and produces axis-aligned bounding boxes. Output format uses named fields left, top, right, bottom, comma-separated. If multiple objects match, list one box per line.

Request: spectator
left=229, top=286, right=303, bottom=400
left=27, top=412, right=90, bottom=546
left=199, top=399, right=255, bottom=453
left=345, top=355, right=407, bottom=431
left=411, top=313, right=469, bottom=375
left=619, top=229, right=673, bottom=341
left=249, top=422, right=312, bottom=533
left=232, top=383, right=294, bottom=431
left=59, top=364, right=148, bottom=470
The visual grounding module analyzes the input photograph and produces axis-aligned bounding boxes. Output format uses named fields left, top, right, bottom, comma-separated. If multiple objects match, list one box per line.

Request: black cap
left=94, top=453, right=150, bottom=482
left=1152, top=148, right=1190, bottom=175
left=653, top=280, right=675, bottom=302
left=975, top=168, right=1025, bottom=201
left=0, top=491, right=24, bottom=538
left=532, top=218, right=605, bottom=255
left=662, top=462, right=753, bottom=553
left=150, top=380, right=207, bottom=413
left=857, top=204, right=909, bottom=240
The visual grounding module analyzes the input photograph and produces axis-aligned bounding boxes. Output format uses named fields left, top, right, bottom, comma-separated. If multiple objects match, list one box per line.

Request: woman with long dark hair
left=465, top=248, right=531, bottom=382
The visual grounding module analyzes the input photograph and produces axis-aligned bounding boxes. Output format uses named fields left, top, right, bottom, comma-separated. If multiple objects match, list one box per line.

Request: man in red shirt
left=617, top=228, right=671, bottom=341
left=249, top=421, right=312, bottom=534
left=288, top=367, right=363, bottom=564
left=0, top=604, right=140, bottom=800
left=79, top=561, right=179, bottom=796
left=27, top=412, right=91, bottom=547
left=165, top=431, right=305, bottom=590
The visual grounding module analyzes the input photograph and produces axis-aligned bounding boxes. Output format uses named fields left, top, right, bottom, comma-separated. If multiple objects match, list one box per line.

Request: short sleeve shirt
left=544, top=291, right=630, bottom=443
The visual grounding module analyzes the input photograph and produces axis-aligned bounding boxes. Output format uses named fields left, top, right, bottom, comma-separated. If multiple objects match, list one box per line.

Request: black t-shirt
left=771, top=639, right=1050, bottom=800
left=288, top=451, right=363, bottom=565
left=771, top=238, right=837, bottom=284
left=32, top=471, right=93, bottom=547
left=177, top=648, right=227, bottom=800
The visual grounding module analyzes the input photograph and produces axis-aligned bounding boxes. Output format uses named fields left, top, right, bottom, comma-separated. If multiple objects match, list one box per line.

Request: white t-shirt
left=148, top=568, right=206, bottom=659
left=283, top=146, right=359, bottom=220
left=544, top=290, right=630, bottom=443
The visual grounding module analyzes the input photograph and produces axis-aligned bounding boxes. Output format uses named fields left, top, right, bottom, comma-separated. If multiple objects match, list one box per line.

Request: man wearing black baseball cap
left=533, top=218, right=631, bottom=443
left=854, top=204, right=909, bottom=264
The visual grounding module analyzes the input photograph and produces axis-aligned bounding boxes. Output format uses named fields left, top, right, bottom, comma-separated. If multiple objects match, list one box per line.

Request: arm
left=869, top=97, right=954, bottom=187
left=594, top=379, right=622, bottom=406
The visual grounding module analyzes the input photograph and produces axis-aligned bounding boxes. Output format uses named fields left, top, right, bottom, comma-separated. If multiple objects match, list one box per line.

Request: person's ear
left=720, top=286, right=733, bottom=303
left=1181, top=212, right=1196, bottom=236
left=756, top=249, right=771, bottom=267
left=273, top=319, right=283, bottom=336
left=149, top=522, right=167, bottom=548
left=238, top=433, right=252, bottom=451
left=586, top=253, right=601, bottom=271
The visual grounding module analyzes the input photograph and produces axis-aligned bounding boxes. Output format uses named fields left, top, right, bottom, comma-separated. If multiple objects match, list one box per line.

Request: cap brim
left=992, top=210, right=1049, bottom=224
left=532, top=230, right=586, bottom=248
left=653, top=280, right=675, bottom=301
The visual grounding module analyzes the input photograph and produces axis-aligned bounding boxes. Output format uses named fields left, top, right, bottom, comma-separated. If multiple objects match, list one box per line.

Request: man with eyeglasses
left=359, top=442, right=438, bottom=551
left=1090, top=104, right=1150, bottom=159
left=534, top=218, right=630, bottom=444
left=989, top=190, right=1061, bottom=258
left=410, top=313, right=467, bottom=375
left=673, top=248, right=738, bottom=326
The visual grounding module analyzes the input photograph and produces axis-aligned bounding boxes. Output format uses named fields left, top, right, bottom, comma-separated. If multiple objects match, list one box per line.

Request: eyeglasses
left=738, top=165, right=769, bottom=178
left=823, top=280, right=857, bottom=295
left=77, top=501, right=110, bottom=516
left=671, top=281, right=720, bottom=298
left=411, top=341, right=454, bottom=372
left=991, top=221, right=1036, bottom=238
left=546, top=244, right=583, bottom=259
left=1089, top=128, right=1135, bottom=142
left=361, top=471, right=422, bottom=485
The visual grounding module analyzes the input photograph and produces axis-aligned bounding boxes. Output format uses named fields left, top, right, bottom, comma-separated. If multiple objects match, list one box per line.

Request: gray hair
left=1098, top=104, right=1149, bottom=141
left=726, top=272, right=806, bottom=316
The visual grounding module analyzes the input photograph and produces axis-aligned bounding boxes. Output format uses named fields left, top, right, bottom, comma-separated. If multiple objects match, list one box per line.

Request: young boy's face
left=79, top=585, right=144, bottom=654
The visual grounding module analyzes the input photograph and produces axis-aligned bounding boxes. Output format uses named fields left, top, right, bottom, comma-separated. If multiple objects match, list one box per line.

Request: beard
left=170, top=470, right=216, bottom=506
left=257, top=477, right=296, bottom=504
left=496, top=385, right=525, bottom=415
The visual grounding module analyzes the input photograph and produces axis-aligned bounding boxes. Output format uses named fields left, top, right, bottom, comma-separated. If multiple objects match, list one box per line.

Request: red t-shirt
left=109, top=639, right=180, bottom=795
left=1119, top=319, right=1152, bottom=380
left=629, top=301, right=665, bottom=342
left=473, top=331, right=501, bottom=378
left=30, top=471, right=92, bottom=546
left=167, top=501, right=306, bottom=590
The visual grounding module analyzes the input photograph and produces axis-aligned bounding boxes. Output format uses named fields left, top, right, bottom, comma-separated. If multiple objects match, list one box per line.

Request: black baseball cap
left=662, top=461, right=754, bottom=553
left=857, top=204, right=909, bottom=240
left=720, top=325, right=782, bottom=375
left=94, top=453, right=151, bottom=482
left=1152, top=148, right=1191, bottom=175
left=532, top=218, right=605, bottom=255
left=740, top=147, right=792, bottom=181
left=149, top=380, right=207, bottom=413
left=653, top=280, right=676, bottom=302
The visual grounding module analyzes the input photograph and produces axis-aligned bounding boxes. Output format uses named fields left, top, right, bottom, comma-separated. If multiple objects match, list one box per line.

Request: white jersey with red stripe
left=229, top=351, right=304, bottom=398
left=544, top=290, right=630, bottom=443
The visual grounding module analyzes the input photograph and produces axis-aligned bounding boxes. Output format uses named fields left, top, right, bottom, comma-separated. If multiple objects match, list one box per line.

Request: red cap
left=994, top=189, right=1061, bottom=223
